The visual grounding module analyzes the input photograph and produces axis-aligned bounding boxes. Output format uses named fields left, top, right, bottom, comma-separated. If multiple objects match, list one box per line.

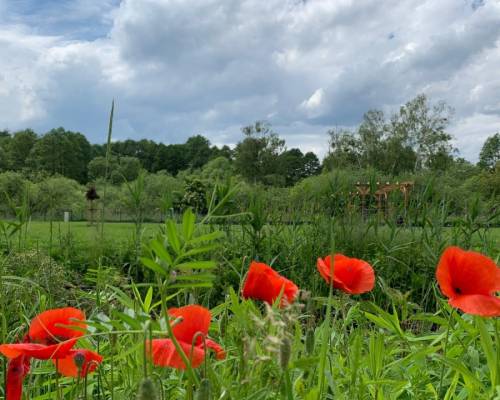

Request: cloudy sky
left=1, top=0, right=499, bottom=161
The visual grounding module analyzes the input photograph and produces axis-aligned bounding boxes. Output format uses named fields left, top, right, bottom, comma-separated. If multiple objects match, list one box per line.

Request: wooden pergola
left=353, top=181, right=414, bottom=218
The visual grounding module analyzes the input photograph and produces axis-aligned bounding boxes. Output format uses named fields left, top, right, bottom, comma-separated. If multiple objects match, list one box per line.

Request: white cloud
left=0, top=0, right=499, bottom=161
left=300, top=88, right=326, bottom=118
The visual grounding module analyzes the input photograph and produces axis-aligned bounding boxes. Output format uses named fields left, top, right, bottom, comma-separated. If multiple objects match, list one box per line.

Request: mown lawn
left=23, top=220, right=500, bottom=249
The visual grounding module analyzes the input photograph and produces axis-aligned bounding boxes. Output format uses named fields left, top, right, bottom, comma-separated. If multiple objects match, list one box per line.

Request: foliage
left=26, top=127, right=92, bottom=183
left=324, top=94, right=455, bottom=174
left=88, top=155, right=142, bottom=183
left=478, top=133, right=500, bottom=171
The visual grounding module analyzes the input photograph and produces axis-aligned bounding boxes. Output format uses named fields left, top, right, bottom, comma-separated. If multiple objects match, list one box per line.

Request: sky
left=0, top=0, right=499, bottom=162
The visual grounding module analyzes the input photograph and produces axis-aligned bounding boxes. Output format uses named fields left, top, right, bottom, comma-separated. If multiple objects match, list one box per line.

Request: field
left=23, top=220, right=500, bottom=248
left=1, top=203, right=500, bottom=400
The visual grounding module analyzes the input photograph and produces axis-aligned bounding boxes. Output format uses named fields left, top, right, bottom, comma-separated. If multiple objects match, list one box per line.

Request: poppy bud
left=137, top=377, right=158, bottom=400
left=196, top=378, right=211, bottom=400
left=73, top=351, right=86, bottom=371
left=280, top=337, right=292, bottom=370
left=305, top=329, right=315, bottom=355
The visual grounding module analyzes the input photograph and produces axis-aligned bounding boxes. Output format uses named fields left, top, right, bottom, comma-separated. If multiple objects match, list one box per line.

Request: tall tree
left=234, top=121, right=285, bottom=183
left=358, top=110, right=386, bottom=169
left=478, top=133, right=500, bottom=170
left=27, top=127, right=92, bottom=183
left=389, top=94, right=454, bottom=171
left=323, top=128, right=361, bottom=170
left=7, top=129, right=38, bottom=170
left=185, top=135, right=212, bottom=169
left=153, top=143, right=189, bottom=175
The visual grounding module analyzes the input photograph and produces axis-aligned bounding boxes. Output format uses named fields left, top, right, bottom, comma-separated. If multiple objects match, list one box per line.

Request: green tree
left=27, top=127, right=92, bottom=183
left=279, top=149, right=321, bottom=186
left=323, top=128, right=361, bottom=170
left=234, top=121, right=285, bottom=183
left=153, top=143, right=189, bottom=175
left=389, top=94, right=454, bottom=171
left=210, top=145, right=234, bottom=160
left=7, top=129, right=37, bottom=170
left=201, top=156, right=234, bottom=182
left=303, top=152, right=321, bottom=177
left=185, top=135, right=212, bottom=169
left=34, top=176, right=84, bottom=218
left=111, top=139, right=158, bottom=171
left=478, top=133, right=500, bottom=170
left=358, top=110, right=386, bottom=169
left=88, top=155, right=142, bottom=184
left=0, top=131, right=11, bottom=171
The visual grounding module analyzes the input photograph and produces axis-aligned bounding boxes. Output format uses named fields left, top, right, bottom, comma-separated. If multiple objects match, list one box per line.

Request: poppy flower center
left=454, top=287, right=462, bottom=294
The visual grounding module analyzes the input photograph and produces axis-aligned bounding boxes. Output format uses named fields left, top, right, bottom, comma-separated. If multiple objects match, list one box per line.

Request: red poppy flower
left=317, top=254, right=375, bottom=294
left=5, top=355, right=30, bottom=400
left=0, top=340, right=77, bottom=360
left=148, top=305, right=225, bottom=369
left=29, top=307, right=86, bottom=344
left=169, top=305, right=210, bottom=345
left=436, top=246, right=500, bottom=317
left=51, top=349, right=103, bottom=377
left=149, top=339, right=205, bottom=369
left=242, top=261, right=299, bottom=306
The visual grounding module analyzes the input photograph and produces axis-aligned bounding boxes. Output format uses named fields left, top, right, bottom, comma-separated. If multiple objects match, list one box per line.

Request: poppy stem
left=55, top=360, right=62, bottom=400
left=496, top=319, right=500, bottom=389
left=157, top=276, right=199, bottom=386
left=437, top=308, right=454, bottom=397
left=317, top=253, right=335, bottom=399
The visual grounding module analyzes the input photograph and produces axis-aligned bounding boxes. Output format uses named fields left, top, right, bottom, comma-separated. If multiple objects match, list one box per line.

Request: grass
left=19, top=220, right=500, bottom=249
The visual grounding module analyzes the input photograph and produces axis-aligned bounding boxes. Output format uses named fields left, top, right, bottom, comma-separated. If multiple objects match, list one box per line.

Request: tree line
left=0, top=94, right=498, bottom=187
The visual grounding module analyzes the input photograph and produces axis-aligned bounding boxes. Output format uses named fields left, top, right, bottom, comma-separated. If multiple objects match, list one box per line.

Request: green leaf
left=170, top=282, right=213, bottom=289
left=143, top=286, right=153, bottom=313
left=175, top=273, right=215, bottom=282
left=189, top=230, right=224, bottom=245
left=166, top=220, right=181, bottom=255
left=149, top=239, right=173, bottom=266
left=182, top=208, right=196, bottom=241
left=476, top=317, right=497, bottom=387
left=140, top=257, right=167, bottom=277
left=176, top=260, right=216, bottom=270
left=179, top=244, right=219, bottom=259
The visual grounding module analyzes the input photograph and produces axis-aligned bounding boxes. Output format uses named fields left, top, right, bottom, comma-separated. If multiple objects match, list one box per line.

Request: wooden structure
left=354, top=181, right=414, bottom=219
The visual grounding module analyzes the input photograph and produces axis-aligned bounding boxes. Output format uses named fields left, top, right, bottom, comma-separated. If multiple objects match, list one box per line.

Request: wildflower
left=242, top=261, right=299, bottom=306
left=317, top=254, right=375, bottom=294
left=436, top=246, right=500, bottom=317
left=0, top=307, right=86, bottom=361
left=148, top=305, right=225, bottom=370
left=51, top=349, right=103, bottom=377
left=0, top=307, right=98, bottom=398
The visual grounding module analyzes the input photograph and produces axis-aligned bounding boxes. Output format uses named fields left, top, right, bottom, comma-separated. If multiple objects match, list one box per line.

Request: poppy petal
left=148, top=339, right=205, bottom=369
left=449, top=294, right=500, bottom=317
left=332, top=254, right=375, bottom=294
left=317, top=254, right=375, bottom=294
left=204, top=339, right=226, bottom=360
left=169, top=305, right=211, bottom=345
left=0, top=340, right=76, bottom=360
left=6, top=355, right=30, bottom=400
left=52, top=349, right=103, bottom=377
left=316, top=256, right=332, bottom=284
left=242, top=261, right=299, bottom=306
left=29, top=308, right=86, bottom=344
left=436, top=247, right=500, bottom=299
